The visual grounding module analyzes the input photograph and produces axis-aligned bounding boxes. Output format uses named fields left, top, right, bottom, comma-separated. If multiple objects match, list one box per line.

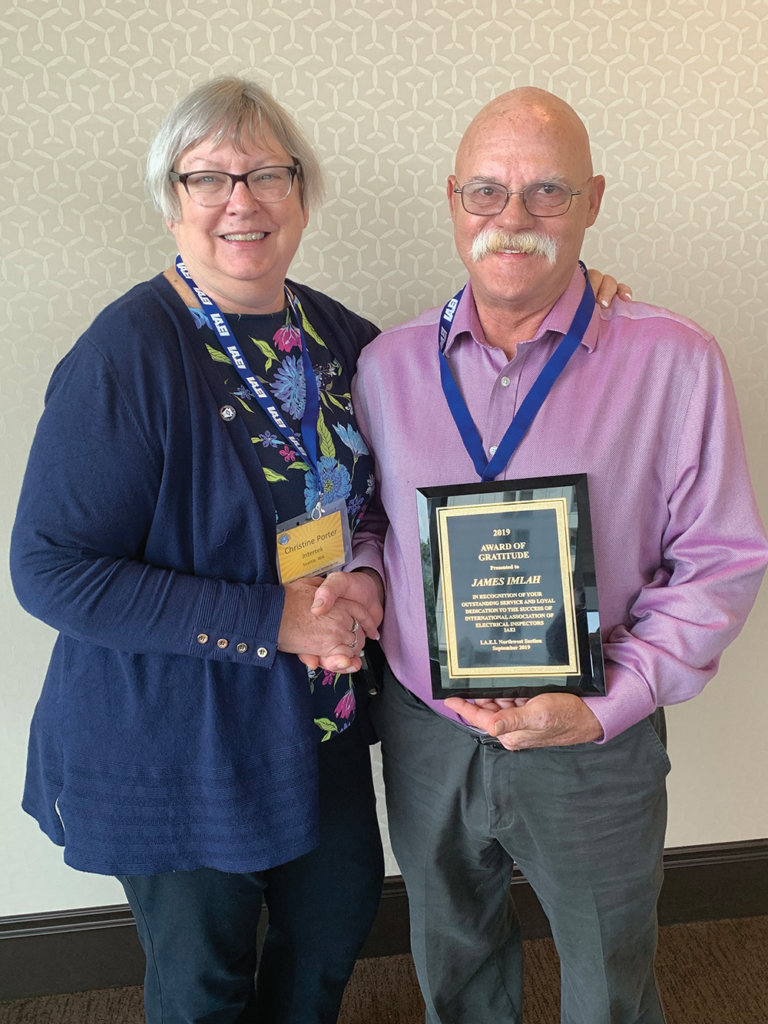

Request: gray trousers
left=371, top=668, right=669, bottom=1024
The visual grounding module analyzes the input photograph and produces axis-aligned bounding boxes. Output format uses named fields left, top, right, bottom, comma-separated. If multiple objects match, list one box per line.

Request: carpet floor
left=0, top=916, right=765, bottom=1023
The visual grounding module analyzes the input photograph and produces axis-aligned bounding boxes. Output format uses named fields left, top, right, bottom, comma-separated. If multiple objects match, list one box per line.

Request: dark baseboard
left=0, top=904, right=146, bottom=1002
left=1, top=838, right=766, bottom=1001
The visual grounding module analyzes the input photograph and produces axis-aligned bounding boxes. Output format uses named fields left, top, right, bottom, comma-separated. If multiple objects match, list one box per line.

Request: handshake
left=276, top=568, right=385, bottom=674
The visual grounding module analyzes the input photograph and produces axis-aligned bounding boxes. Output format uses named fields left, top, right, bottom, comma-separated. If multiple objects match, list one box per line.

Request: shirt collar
left=445, top=266, right=599, bottom=356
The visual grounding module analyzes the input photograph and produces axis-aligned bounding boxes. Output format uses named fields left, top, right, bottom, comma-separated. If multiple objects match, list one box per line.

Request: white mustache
left=470, top=229, right=559, bottom=265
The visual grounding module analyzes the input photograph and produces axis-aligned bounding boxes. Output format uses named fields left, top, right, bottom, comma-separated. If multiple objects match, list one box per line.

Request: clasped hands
left=277, top=569, right=384, bottom=674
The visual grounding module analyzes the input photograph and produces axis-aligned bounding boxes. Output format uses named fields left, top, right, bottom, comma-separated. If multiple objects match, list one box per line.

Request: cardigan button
left=236, top=643, right=248, bottom=653
left=257, top=647, right=268, bottom=658
left=197, top=633, right=209, bottom=644
left=220, top=405, right=236, bottom=421
left=216, top=638, right=229, bottom=649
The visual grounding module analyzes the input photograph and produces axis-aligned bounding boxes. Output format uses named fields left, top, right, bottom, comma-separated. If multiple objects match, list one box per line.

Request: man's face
left=448, top=110, right=605, bottom=320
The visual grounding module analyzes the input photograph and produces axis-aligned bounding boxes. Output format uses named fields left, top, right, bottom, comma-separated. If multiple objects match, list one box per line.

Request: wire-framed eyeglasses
left=169, top=165, right=300, bottom=207
left=454, top=177, right=592, bottom=218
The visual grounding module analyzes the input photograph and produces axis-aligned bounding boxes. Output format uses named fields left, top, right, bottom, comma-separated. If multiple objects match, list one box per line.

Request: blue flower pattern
left=303, top=457, right=352, bottom=515
left=194, top=298, right=375, bottom=742
left=272, top=355, right=307, bottom=420
left=333, top=423, right=369, bottom=458
left=189, top=307, right=212, bottom=330
left=255, top=430, right=284, bottom=449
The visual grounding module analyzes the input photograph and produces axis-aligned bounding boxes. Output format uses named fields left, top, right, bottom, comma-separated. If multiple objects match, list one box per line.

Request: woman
left=11, top=77, right=624, bottom=1024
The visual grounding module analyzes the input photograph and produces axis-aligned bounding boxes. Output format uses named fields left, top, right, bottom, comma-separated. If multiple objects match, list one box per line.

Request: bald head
left=447, top=87, right=605, bottom=341
left=456, top=88, right=593, bottom=183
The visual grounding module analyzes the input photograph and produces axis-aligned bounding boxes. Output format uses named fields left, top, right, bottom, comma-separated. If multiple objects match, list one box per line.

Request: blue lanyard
left=438, top=269, right=595, bottom=482
left=175, top=255, right=321, bottom=488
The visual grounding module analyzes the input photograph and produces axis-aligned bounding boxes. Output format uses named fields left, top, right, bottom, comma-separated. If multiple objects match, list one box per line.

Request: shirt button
left=219, top=405, right=236, bottom=421
left=500, top=376, right=511, bottom=387
left=489, top=445, right=498, bottom=456
left=257, top=647, right=269, bottom=659
left=216, top=638, right=229, bottom=649
left=236, top=642, right=248, bottom=653
left=197, top=633, right=209, bottom=644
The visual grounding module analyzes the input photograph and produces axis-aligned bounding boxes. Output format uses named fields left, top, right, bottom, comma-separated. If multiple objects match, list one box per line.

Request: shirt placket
left=484, top=347, right=529, bottom=464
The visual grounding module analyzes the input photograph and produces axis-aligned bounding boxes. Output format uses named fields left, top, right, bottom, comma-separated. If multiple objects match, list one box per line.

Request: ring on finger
left=351, top=619, right=360, bottom=633
left=348, top=637, right=358, bottom=650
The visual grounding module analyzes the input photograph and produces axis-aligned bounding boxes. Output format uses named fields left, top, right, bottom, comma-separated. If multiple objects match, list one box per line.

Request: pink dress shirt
left=349, top=268, right=768, bottom=742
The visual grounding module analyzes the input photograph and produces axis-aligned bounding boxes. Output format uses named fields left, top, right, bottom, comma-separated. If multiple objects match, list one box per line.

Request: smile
left=222, top=232, right=267, bottom=241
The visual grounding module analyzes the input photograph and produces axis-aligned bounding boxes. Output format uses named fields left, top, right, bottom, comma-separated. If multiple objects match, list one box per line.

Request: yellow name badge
left=276, top=501, right=351, bottom=584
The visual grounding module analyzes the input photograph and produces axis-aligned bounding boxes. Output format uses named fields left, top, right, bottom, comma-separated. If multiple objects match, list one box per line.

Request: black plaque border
left=437, top=497, right=581, bottom=678
left=417, top=473, right=606, bottom=700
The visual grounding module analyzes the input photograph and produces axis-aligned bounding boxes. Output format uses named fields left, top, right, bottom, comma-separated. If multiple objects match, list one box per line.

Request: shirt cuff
left=582, top=662, right=657, bottom=743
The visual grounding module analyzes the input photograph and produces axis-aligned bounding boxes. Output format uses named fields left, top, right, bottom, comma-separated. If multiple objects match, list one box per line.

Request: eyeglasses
left=169, top=164, right=300, bottom=207
left=453, top=177, right=592, bottom=218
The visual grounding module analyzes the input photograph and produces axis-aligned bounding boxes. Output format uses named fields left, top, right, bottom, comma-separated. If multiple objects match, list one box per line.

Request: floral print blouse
left=188, top=297, right=376, bottom=742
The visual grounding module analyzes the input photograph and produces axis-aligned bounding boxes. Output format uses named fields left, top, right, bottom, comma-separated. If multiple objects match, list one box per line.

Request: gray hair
left=145, top=76, right=325, bottom=221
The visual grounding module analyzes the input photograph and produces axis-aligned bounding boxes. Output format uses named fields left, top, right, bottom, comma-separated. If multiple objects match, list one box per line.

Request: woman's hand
left=278, top=576, right=366, bottom=673
left=296, top=569, right=385, bottom=674
left=586, top=269, right=633, bottom=308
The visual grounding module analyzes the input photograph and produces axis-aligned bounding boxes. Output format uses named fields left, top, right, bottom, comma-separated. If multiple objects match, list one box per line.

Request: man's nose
left=494, top=191, right=537, bottom=231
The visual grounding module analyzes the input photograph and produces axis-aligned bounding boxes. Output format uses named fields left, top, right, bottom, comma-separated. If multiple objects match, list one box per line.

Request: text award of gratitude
left=417, top=475, right=605, bottom=700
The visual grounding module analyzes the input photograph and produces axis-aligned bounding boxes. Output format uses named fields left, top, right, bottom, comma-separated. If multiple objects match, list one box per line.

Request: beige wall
left=2, top=0, right=766, bottom=917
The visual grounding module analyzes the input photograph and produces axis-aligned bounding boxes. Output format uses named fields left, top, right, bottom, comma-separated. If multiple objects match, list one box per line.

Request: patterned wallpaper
left=1, top=0, right=767, bottom=910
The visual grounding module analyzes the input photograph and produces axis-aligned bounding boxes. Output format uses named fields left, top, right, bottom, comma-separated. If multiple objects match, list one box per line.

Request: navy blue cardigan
left=11, top=274, right=379, bottom=876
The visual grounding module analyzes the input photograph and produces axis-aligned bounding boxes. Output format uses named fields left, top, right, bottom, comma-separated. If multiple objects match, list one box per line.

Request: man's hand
left=444, top=692, right=604, bottom=750
left=586, top=268, right=633, bottom=308
left=278, top=576, right=365, bottom=674
left=311, top=569, right=384, bottom=636
left=297, top=569, right=385, bottom=674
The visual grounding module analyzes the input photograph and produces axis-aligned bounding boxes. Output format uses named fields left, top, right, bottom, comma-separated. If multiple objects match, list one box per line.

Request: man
left=314, top=88, right=768, bottom=1023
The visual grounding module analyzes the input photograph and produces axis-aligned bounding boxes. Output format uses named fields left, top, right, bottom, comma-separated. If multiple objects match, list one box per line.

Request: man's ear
left=447, top=175, right=460, bottom=220
left=586, top=175, right=606, bottom=227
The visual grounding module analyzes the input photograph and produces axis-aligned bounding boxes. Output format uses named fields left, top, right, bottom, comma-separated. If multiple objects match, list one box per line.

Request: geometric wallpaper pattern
left=2, top=0, right=767, bottom=905
left=4, top=1, right=767, bottom=427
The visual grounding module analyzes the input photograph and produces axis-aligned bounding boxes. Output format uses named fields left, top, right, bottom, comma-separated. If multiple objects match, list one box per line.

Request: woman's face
left=167, top=127, right=309, bottom=314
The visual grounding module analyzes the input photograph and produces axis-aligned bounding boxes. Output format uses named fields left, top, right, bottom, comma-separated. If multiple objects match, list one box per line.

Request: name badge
left=276, top=499, right=352, bottom=584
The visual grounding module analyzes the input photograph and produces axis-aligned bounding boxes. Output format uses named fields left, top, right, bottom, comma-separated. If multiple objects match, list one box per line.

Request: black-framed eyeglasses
left=169, top=164, right=300, bottom=207
left=453, top=177, right=592, bottom=218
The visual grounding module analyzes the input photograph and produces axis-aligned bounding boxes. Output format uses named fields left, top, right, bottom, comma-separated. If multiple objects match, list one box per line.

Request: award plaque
left=417, top=474, right=605, bottom=699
